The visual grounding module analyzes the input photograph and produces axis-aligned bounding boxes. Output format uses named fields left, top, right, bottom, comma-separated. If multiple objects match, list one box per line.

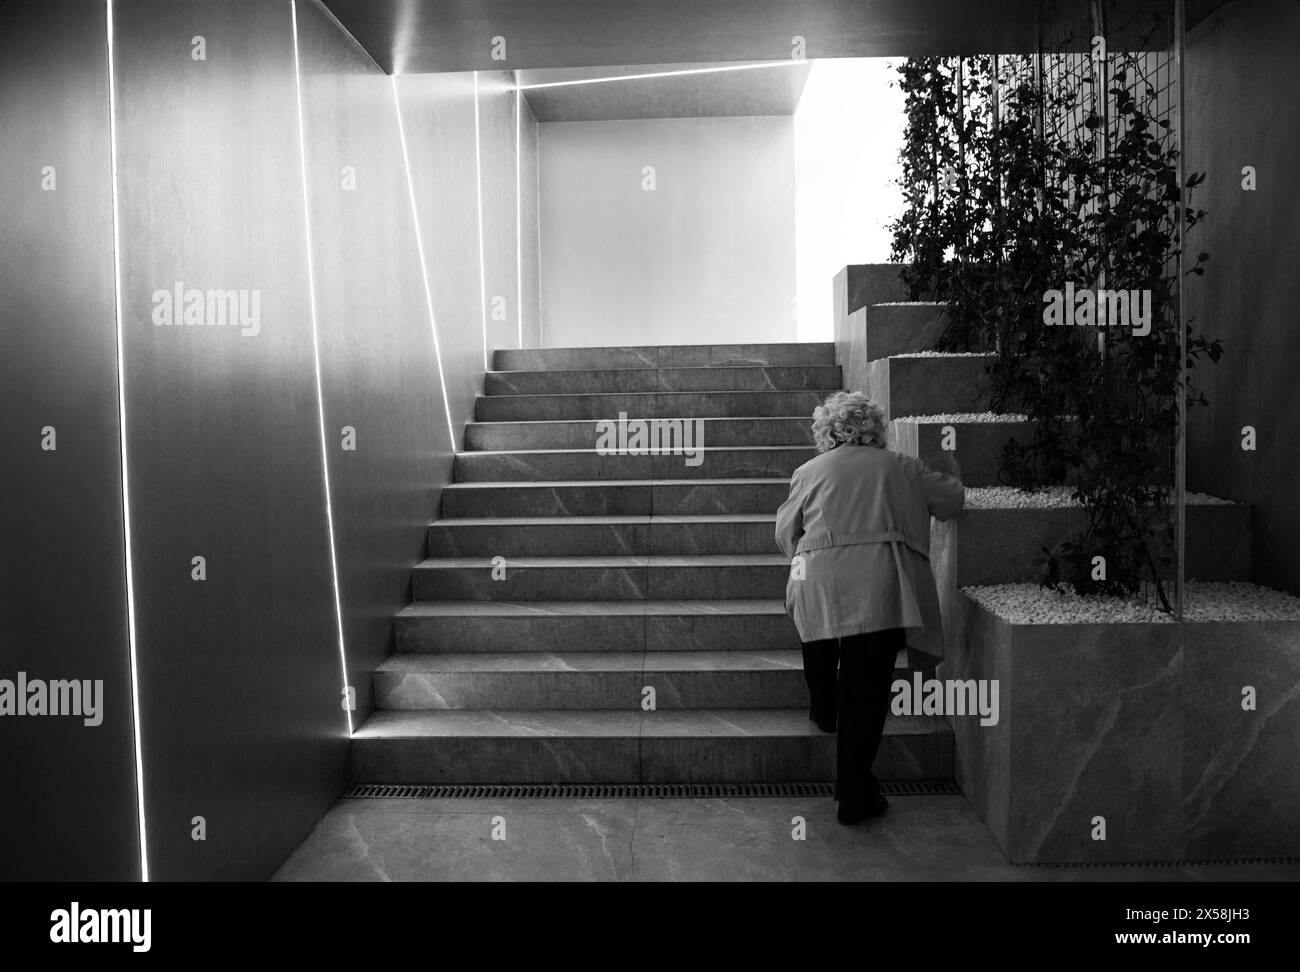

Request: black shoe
left=836, top=794, right=889, bottom=825
left=809, top=709, right=837, bottom=734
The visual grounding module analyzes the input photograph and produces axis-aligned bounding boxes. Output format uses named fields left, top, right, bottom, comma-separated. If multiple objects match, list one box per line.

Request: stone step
left=426, top=515, right=780, bottom=557
left=493, top=342, right=836, bottom=372
left=439, top=478, right=793, bottom=518
left=412, top=554, right=789, bottom=601
left=485, top=365, right=842, bottom=396
left=466, top=417, right=815, bottom=451
left=476, top=390, right=831, bottom=422
left=862, top=354, right=996, bottom=419
left=889, top=414, right=1034, bottom=487
left=453, top=446, right=814, bottom=482
left=932, top=491, right=1252, bottom=586
left=394, top=599, right=800, bottom=653
left=351, top=709, right=952, bottom=783
left=373, top=650, right=846, bottom=709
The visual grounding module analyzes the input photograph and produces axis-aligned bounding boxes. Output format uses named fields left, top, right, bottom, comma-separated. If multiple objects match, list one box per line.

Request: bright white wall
left=538, top=116, right=797, bottom=348
left=794, top=58, right=905, bottom=341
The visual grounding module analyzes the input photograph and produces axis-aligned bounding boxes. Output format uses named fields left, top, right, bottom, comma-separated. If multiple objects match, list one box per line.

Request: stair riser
left=485, top=366, right=842, bottom=395
left=476, top=391, right=830, bottom=422
left=427, top=521, right=781, bottom=557
left=374, top=671, right=810, bottom=710
left=395, top=613, right=800, bottom=653
left=412, top=565, right=789, bottom=601
left=454, top=449, right=814, bottom=483
left=493, top=343, right=836, bottom=371
left=440, top=482, right=792, bottom=517
left=466, top=418, right=815, bottom=451
left=942, top=505, right=1253, bottom=585
left=351, top=732, right=950, bottom=784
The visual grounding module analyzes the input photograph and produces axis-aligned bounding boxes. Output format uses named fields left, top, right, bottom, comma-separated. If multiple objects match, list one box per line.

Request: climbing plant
left=888, top=37, right=1222, bottom=609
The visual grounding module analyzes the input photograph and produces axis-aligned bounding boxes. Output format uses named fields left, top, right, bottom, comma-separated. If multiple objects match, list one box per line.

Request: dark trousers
left=801, top=628, right=905, bottom=805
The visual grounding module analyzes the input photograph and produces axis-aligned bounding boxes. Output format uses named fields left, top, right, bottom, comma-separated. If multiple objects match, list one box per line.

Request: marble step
left=862, top=354, right=997, bottom=419
left=493, top=342, right=836, bottom=372
left=933, top=494, right=1252, bottom=586
left=453, top=446, right=814, bottom=482
left=411, top=554, right=789, bottom=601
left=485, top=365, right=842, bottom=396
left=466, top=417, right=815, bottom=451
left=351, top=709, right=952, bottom=783
left=427, top=515, right=780, bottom=557
left=394, top=599, right=800, bottom=653
left=889, top=415, right=1037, bottom=487
left=476, top=390, right=831, bottom=422
left=373, top=650, right=872, bottom=709
left=439, top=478, right=793, bottom=517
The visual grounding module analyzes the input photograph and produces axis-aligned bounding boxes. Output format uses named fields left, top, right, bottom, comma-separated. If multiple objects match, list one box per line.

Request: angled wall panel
left=0, top=0, right=140, bottom=882
left=111, top=0, right=348, bottom=881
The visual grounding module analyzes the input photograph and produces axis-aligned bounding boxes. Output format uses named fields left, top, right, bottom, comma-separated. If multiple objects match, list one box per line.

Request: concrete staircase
left=351, top=342, right=955, bottom=784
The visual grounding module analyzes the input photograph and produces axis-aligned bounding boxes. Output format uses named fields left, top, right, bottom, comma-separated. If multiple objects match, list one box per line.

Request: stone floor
left=272, top=794, right=1300, bottom=881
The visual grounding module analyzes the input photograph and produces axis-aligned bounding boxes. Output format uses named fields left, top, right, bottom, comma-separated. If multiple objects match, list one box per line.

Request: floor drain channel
left=344, top=780, right=962, bottom=800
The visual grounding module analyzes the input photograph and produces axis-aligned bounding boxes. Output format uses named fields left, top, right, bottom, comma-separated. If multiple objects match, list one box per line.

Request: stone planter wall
left=939, top=593, right=1300, bottom=863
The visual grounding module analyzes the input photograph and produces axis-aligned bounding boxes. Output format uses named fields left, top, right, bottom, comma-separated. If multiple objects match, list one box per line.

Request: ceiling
left=517, top=61, right=814, bottom=122
left=321, top=0, right=1042, bottom=76
left=319, top=0, right=1233, bottom=77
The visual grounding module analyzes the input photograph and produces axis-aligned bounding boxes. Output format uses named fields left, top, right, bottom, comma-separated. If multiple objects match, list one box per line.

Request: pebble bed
left=964, top=581, right=1300, bottom=624
left=963, top=485, right=1235, bottom=509
left=894, top=411, right=1030, bottom=423
left=893, top=350, right=991, bottom=358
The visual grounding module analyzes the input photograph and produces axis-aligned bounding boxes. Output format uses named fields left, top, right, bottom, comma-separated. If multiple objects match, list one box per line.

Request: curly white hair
left=811, top=391, right=888, bottom=453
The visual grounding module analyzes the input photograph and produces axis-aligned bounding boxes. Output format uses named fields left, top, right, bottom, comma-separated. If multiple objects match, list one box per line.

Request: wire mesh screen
left=1037, top=0, right=1186, bottom=613
left=893, top=3, right=1189, bottom=611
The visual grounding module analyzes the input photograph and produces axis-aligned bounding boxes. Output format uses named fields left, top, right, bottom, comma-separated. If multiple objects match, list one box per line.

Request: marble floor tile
left=272, top=794, right=1300, bottom=882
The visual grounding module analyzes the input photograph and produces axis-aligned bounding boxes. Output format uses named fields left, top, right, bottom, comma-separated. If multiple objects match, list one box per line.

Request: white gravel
left=963, top=486, right=1236, bottom=509
left=894, top=411, right=1030, bottom=423
left=964, top=581, right=1300, bottom=623
left=893, top=351, right=991, bottom=358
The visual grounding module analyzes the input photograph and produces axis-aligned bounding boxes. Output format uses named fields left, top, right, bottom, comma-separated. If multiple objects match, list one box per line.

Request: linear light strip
left=104, top=0, right=150, bottom=885
left=515, top=85, right=523, bottom=348
left=391, top=76, right=460, bottom=452
left=536, top=116, right=543, bottom=349
left=473, top=71, right=489, bottom=372
left=516, top=59, right=803, bottom=91
left=290, top=1, right=353, bottom=736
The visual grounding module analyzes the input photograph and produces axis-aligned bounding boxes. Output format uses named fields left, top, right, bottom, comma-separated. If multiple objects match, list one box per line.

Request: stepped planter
left=937, top=581, right=1300, bottom=863
left=934, top=487, right=1252, bottom=586
left=833, top=263, right=942, bottom=390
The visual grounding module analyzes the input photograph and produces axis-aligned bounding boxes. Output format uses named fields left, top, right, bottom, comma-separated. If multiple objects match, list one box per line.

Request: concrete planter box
left=931, top=498, right=1252, bottom=586
left=940, top=592, right=1300, bottom=863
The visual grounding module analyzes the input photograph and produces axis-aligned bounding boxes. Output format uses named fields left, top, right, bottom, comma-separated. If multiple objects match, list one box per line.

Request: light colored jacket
left=774, top=444, right=964, bottom=659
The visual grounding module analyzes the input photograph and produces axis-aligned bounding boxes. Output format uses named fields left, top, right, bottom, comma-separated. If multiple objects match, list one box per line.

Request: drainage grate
left=344, top=780, right=961, bottom=800
left=1026, top=855, right=1300, bottom=869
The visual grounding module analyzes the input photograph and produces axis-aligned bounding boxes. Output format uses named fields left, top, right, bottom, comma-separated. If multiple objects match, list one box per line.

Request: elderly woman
left=775, top=391, right=963, bottom=824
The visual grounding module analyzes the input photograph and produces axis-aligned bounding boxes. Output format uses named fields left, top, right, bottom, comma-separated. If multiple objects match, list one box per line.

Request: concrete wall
left=537, top=116, right=797, bottom=348
left=1184, top=0, right=1300, bottom=596
left=0, top=0, right=530, bottom=881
